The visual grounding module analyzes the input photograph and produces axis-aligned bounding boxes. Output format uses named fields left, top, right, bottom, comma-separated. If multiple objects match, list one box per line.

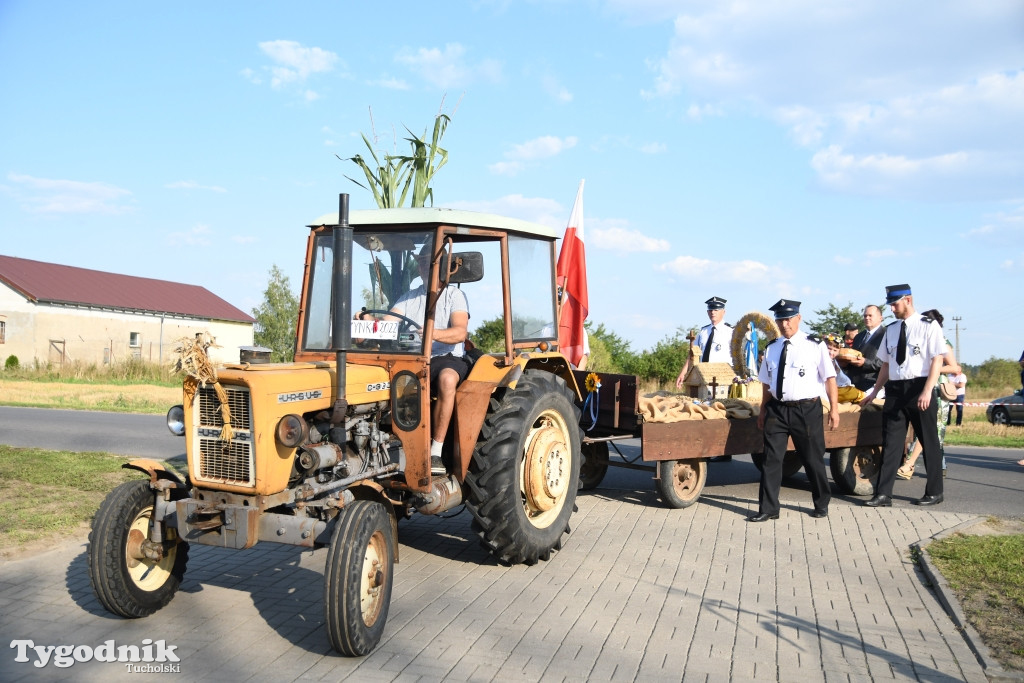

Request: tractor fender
left=122, top=459, right=186, bottom=486
left=343, top=482, right=401, bottom=563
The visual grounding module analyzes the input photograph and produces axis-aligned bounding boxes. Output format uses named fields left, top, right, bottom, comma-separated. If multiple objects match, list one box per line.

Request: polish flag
left=556, top=180, right=588, bottom=368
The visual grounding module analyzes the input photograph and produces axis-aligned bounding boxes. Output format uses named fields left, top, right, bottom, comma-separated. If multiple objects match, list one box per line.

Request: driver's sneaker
left=431, top=456, right=446, bottom=475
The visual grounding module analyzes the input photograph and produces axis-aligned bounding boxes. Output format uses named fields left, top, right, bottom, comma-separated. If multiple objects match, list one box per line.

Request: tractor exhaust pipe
left=331, top=193, right=352, bottom=424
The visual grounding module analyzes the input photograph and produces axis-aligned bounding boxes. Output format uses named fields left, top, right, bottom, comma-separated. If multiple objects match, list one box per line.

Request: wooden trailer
left=575, top=372, right=884, bottom=508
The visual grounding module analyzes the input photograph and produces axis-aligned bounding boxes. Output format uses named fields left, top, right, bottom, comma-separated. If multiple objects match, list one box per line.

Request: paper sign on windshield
left=352, top=319, right=400, bottom=340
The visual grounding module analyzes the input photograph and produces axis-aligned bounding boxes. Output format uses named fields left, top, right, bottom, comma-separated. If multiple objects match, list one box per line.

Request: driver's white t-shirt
left=392, top=284, right=469, bottom=357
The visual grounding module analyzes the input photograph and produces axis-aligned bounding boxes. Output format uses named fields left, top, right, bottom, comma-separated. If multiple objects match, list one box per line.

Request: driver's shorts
left=429, top=353, right=471, bottom=394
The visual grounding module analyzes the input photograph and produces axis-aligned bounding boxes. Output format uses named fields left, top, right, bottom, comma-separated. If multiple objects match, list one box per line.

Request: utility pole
left=952, top=316, right=963, bottom=363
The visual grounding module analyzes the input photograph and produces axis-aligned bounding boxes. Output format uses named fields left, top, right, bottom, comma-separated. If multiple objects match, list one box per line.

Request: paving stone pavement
left=0, top=488, right=988, bottom=682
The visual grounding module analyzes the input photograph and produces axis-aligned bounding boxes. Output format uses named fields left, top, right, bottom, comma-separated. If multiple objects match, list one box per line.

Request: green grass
left=928, top=528, right=1024, bottom=667
left=0, top=445, right=140, bottom=549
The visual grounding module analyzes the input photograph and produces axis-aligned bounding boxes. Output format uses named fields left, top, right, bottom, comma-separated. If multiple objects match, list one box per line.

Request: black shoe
left=809, top=509, right=828, bottom=518
left=747, top=512, right=779, bottom=522
left=864, top=494, right=892, bottom=508
left=709, top=455, right=732, bottom=462
left=914, top=494, right=944, bottom=506
left=430, top=456, right=446, bottom=475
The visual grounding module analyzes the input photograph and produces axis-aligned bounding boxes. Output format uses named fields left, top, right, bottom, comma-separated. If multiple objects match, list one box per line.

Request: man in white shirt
left=675, top=296, right=734, bottom=389
left=860, top=284, right=946, bottom=507
left=749, top=299, right=838, bottom=522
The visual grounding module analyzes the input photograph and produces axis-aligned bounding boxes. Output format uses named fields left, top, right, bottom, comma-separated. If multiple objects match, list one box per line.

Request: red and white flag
left=556, top=180, right=588, bottom=367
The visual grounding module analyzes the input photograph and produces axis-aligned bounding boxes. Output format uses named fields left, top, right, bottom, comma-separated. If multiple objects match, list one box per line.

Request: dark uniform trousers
left=877, top=377, right=942, bottom=498
left=759, top=398, right=831, bottom=515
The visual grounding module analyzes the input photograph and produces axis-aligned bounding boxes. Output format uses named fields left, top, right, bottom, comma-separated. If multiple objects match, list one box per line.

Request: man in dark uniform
left=842, top=304, right=885, bottom=392
left=749, top=299, right=839, bottom=522
left=860, top=284, right=946, bottom=507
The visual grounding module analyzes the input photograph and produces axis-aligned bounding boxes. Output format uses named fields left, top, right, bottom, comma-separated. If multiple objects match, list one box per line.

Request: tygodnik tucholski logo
left=10, top=638, right=181, bottom=672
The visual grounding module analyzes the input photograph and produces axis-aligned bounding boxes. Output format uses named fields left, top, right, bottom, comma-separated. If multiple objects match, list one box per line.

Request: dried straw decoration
left=171, top=333, right=234, bottom=441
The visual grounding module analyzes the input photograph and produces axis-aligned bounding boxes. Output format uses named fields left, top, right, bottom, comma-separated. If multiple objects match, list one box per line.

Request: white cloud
left=656, top=254, right=787, bottom=284
left=5, top=173, right=132, bottom=214
left=633, top=1, right=1024, bottom=200
left=639, top=142, right=667, bottom=154
left=508, top=136, right=577, bottom=161
left=259, top=40, right=339, bottom=88
left=541, top=74, right=572, bottom=103
left=489, top=135, right=577, bottom=176
left=395, top=43, right=501, bottom=89
left=590, top=224, right=670, bottom=252
left=488, top=161, right=524, bottom=176
left=165, top=180, right=227, bottom=193
left=167, top=224, right=212, bottom=247
left=368, top=75, right=410, bottom=90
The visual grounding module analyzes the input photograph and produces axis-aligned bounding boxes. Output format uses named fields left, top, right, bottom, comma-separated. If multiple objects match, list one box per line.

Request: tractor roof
left=309, top=207, right=557, bottom=240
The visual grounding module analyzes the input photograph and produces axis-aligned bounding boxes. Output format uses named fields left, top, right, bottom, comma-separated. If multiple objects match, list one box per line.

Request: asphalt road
left=0, top=405, right=185, bottom=460
left=0, top=405, right=1021, bottom=518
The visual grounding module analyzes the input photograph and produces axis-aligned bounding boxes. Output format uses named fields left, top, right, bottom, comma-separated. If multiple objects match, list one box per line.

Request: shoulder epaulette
left=807, top=334, right=822, bottom=344
left=921, top=315, right=934, bottom=324
left=725, top=322, right=733, bottom=328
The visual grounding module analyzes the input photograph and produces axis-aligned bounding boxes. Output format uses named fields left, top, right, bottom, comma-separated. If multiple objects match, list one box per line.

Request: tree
left=469, top=317, right=506, bottom=353
left=588, top=322, right=637, bottom=374
left=624, top=328, right=690, bottom=387
left=252, top=265, right=299, bottom=362
left=806, top=302, right=861, bottom=338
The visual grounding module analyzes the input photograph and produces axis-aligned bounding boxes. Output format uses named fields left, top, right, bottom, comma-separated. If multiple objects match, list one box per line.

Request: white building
left=0, top=255, right=254, bottom=367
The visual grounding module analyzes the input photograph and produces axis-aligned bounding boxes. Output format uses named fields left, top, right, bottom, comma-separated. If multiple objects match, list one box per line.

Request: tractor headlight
left=166, top=405, right=185, bottom=436
left=276, top=414, right=307, bottom=448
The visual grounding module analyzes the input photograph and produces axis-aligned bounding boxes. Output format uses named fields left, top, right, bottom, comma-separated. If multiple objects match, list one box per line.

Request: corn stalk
left=340, top=112, right=451, bottom=209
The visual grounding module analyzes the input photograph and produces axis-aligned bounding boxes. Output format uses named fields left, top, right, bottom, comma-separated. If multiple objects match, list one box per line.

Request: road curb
left=914, top=517, right=1024, bottom=682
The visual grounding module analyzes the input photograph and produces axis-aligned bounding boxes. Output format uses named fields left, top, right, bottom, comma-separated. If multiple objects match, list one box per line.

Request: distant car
left=986, top=390, right=1024, bottom=425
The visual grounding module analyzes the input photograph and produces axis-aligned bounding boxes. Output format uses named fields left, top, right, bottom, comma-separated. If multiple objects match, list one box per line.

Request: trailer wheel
left=88, top=480, right=188, bottom=618
left=750, top=451, right=803, bottom=478
left=656, top=459, right=707, bottom=509
left=324, top=500, right=394, bottom=656
left=464, top=370, right=581, bottom=565
left=579, top=441, right=609, bottom=490
left=829, top=446, right=879, bottom=496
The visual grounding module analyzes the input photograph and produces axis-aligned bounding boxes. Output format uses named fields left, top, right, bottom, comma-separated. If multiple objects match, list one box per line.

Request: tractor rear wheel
left=464, top=370, right=581, bottom=565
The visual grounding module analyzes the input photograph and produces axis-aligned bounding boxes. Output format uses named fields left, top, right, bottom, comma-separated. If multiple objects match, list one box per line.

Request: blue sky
left=2, top=1, right=1022, bottom=366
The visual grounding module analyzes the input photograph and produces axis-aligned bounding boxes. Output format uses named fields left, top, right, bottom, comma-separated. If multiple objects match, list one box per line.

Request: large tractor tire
left=750, top=451, right=803, bottom=478
left=579, top=441, right=609, bottom=490
left=656, top=459, right=707, bottom=509
left=464, top=370, right=582, bottom=565
left=324, top=500, right=395, bottom=656
left=88, top=480, right=188, bottom=618
left=829, top=446, right=880, bottom=496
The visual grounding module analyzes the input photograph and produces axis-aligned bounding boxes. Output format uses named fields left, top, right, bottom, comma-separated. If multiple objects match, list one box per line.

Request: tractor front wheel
left=324, top=500, right=395, bottom=656
left=88, top=480, right=188, bottom=618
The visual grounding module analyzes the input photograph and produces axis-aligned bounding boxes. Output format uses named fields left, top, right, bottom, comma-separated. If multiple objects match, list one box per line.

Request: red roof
left=0, top=254, right=254, bottom=323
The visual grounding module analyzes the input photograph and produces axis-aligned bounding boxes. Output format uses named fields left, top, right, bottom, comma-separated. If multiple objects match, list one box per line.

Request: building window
left=0, top=320, right=5, bottom=344
left=129, top=332, right=141, bottom=348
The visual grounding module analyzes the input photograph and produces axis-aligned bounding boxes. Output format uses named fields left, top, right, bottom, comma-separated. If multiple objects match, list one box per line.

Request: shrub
left=4, top=355, right=18, bottom=371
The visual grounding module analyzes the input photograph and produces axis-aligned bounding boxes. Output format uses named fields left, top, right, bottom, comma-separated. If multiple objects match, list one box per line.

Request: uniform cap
left=885, top=283, right=912, bottom=304
left=705, top=296, right=727, bottom=310
left=769, top=299, right=801, bottom=319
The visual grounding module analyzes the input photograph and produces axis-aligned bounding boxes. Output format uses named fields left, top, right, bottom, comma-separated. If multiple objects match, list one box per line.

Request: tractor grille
left=198, top=385, right=252, bottom=429
left=194, top=385, right=254, bottom=486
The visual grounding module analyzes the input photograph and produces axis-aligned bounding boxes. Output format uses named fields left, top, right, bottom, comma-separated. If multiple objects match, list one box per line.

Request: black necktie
left=701, top=327, right=715, bottom=362
left=896, top=322, right=907, bottom=364
left=776, top=340, right=789, bottom=399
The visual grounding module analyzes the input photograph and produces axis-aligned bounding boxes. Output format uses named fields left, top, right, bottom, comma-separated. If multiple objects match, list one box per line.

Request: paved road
left=1, top=408, right=1022, bottom=681
left=0, top=406, right=184, bottom=459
